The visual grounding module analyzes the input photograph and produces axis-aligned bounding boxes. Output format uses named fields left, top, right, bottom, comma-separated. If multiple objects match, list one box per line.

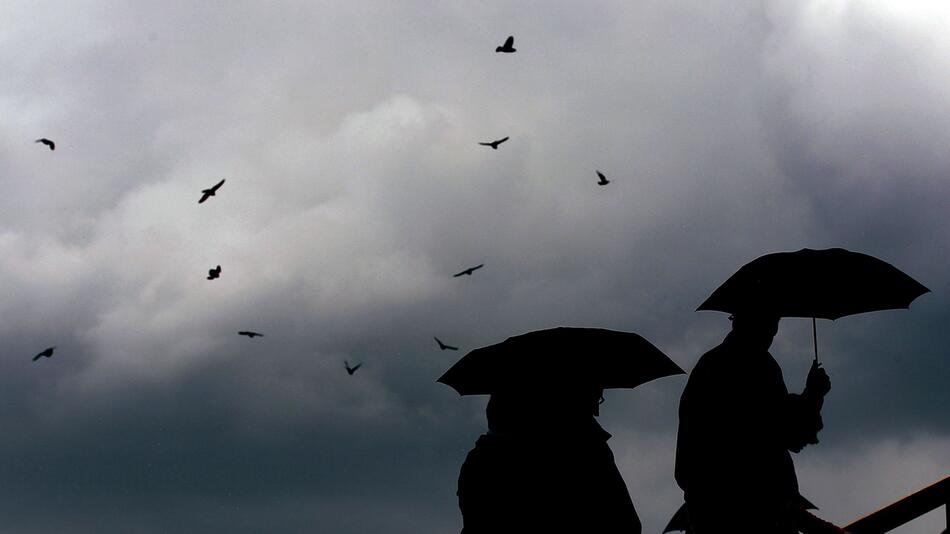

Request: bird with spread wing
left=435, top=337, right=459, bottom=351
left=479, top=137, right=509, bottom=150
left=453, top=264, right=484, bottom=277
left=33, top=347, right=55, bottom=362
left=495, top=36, right=516, bottom=53
left=238, top=331, right=263, bottom=338
left=344, top=360, right=362, bottom=375
left=35, top=138, right=55, bottom=151
left=198, top=179, right=225, bottom=204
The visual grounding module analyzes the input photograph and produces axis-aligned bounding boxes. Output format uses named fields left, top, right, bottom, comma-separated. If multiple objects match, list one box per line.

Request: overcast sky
left=1, top=1, right=948, bottom=532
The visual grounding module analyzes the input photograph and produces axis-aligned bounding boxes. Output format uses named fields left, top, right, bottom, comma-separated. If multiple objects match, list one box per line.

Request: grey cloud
left=0, top=1, right=947, bottom=532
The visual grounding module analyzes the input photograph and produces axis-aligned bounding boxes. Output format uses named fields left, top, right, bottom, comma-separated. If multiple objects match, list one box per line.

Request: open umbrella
left=437, top=327, right=684, bottom=396
left=697, top=248, right=929, bottom=361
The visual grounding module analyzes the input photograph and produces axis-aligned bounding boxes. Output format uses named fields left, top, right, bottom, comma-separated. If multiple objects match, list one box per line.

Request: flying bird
left=453, top=264, right=484, bottom=277
left=198, top=179, right=225, bottom=204
left=207, top=265, right=221, bottom=280
left=495, top=36, right=516, bottom=53
left=238, top=331, right=263, bottom=338
left=434, top=337, right=459, bottom=351
left=32, top=347, right=55, bottom=362
left=35, top=138, right=55, bottom=151
left=344, top=360, right=362, bottom=375
left=479, top=137, right=509, bottom=150
left=596, top=170, right=610, bottom=186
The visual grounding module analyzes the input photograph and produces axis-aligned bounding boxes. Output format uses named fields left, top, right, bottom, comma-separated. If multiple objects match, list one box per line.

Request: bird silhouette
left=496, top=36, right=516, bottom=53
left=207, top=265, right=221, bottom=280
left=596, top=170, right=610, bottom=186
left=344, top=360, right=362, bottom=375
left=32, top=347, right=55, bottom=362
left=479, top=137, right=509, bottom=150
left=453, top=264, right=484, bottom=277
left=434, top=337, right=459, bottom=351
left=238, top=331, right=263, bottom=338
left=198, top=179, right=225, bottom=204
left=35, top=138, right=55, bottom=151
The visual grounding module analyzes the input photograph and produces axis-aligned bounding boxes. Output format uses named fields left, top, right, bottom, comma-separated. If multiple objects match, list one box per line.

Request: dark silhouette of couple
left=453, top=313, right=847, bottom=533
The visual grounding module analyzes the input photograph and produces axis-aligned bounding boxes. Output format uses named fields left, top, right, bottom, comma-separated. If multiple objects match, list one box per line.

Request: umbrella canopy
left=437, top=327, right=684, bottom=396
left=697, top=248, right=929, bottom=320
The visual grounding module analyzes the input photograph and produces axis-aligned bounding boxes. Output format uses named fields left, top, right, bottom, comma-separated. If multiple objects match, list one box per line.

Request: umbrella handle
left=812, top=317, right=819, bottom=364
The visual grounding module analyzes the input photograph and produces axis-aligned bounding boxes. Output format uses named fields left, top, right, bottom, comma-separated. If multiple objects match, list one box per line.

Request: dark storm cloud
left=757, top=0, right=950, bottom=441
left=0, top=1, right=947, bottom=533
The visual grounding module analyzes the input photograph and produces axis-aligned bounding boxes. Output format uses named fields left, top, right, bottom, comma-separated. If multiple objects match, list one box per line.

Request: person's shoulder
left=691, top=341, right=734, bottom=373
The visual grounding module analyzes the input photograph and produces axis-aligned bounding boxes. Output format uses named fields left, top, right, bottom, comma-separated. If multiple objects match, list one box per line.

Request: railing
left=845, top=475, right=948, bottom=533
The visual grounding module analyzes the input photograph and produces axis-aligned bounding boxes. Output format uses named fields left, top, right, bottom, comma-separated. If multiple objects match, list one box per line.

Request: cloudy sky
left=1, top=0, right=948, bottom=532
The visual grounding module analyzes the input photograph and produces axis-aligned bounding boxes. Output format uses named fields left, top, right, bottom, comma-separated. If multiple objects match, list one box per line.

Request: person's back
left=674, top=314, right=841, bottom=534
left=675, top=330, right=798, bottom=532
left=457, top=389, right=641, bottom=533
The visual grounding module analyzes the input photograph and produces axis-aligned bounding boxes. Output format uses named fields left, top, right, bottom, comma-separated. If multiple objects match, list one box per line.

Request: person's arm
left=782, top=360, right=832, bottom=450
left=802, top=359, right=831, bottom=406
left=782, top=393, right=823, bottom=450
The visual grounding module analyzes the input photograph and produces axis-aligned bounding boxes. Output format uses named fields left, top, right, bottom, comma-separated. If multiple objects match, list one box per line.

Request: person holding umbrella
left=439, top=327, right=685, bottom=533
left=676, top=248, right=928, bottom=534
left=674, top=311, right=843, bottom=534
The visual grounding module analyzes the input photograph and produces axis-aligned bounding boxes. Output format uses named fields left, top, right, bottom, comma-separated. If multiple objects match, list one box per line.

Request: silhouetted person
left=596, top=170, right=610, bottom=186
left=207, top=265, right=221, bottom=280
left=453, top=264, right=484, bottom=277
left=495, top=36, right=516, bottom=53
left=435, top=337, right=459, bottom=351
left=674, top=313, right=844, bottom=534
left=35, top=138, right=55, bottom=151
left=344, top=360, right=362, bottom=375
left=457, top=387, right=641, bottom=533
left=198, top=179, right=225, bottom=203
left=32, top=347, right=55, bottom=362
left=238, top=331, right=263, bottom=338
left=478, top=137, right=508, bottom=150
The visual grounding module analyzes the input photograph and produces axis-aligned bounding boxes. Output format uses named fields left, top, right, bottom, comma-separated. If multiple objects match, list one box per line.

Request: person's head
left=729, top=312, right=780, bottom=350
left=565, top=386, right=603, bottom=417
left=485, top=386, right=604, bottom=432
